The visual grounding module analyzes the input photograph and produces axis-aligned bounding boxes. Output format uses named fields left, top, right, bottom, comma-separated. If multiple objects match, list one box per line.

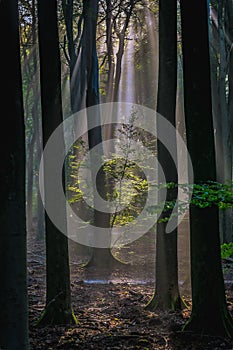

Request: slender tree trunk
left=113, top=1, right=134, bottom=102
left=225, top=0, right=233, bottom=240
left=0, top=1, right=29, bottom=348
left=105, top=0, right=115, bottom=103
left=32, top=0, right=45, bottom=239
left=146, top=0, right=181, bottom=311
left=34, top=104, right=45, bottom=240
left=25, top=0, right=37, bottom=236
left=218, top=1, right=232, bottom=243
left=27, top=131, right=36, bottom=234
left=180, top=0, right=233, bottom=336
left=62, top=0, right=84, bottom=113
left=37, top=0, right=76, bottom=325
left=209, top=4, right=232, bottom=243
left=82, top=0, right=118, bottom=268
left=210, top=6, right=225, bottom=245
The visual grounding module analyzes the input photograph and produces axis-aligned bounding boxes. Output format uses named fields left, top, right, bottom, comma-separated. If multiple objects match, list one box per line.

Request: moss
left=36, top=306, right=78, bottom=326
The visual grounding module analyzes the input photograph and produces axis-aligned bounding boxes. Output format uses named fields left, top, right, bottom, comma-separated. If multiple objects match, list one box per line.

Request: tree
left=37, top=0, right=76, bottom=325
left=98, top=0, right=137, bottom=103
left=61, top=0, right=84, bottom=113
left=0, top=0, right=29, bottom=348
left=209, top=2, right=232, bottom=243
left=63, top=0, right=126, bottom=267
left=82, top=0, right=117, bottom=267
left=19, top=0, right=45, bottom=239
left=226, top=1, right=233, bottom=157
left=146, top=0, right=181, bottom=311
left=180, top=0, right=233, bottom=336
left=112, top=0, right=136, bottom=102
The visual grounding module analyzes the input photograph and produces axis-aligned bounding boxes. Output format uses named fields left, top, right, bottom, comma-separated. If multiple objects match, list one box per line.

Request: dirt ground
left=27, top=220, right=233, bottom=350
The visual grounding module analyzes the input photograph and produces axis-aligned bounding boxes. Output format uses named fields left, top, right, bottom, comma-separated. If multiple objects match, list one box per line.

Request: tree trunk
left=113, top=1, right=134, bottom=102
left=34, top=107, right=45, bottom=240
left=37, top=0, right=76, bottom=325
left=218, top=1, right=232, bottom=243
left=0, top=1, right=29, bottom=348
left=81, top=0, right=119, bottom=268
left=146, top=0, right=181, bottom=311
left=106, top=0, right=115, bottom=103
left=209, top=4, right=232, bottom=243
left=62, top=0, right=85, bottom=113
left=225, top=0, right=233, bottom=240
left=27, top=131, right=36, bottom=234
left=31, top=0, right=45, bottom=240
left=180, top=0, right=233, bottom=337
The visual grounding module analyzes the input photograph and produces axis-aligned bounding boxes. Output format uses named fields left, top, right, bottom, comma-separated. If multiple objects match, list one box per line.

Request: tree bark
left=81, top=0, right=119, bottom=268
left=106, top=0, right=115, bottom=103
left=180, top=0, right=233, bottom=337
left=146, top=0, right=181, bottom=311
left=113, top=1, right=134, bottom=102
left=27, top=130, right=36, bottom=234
left=37, top=0, right=76, bottom=325
left=0, top=0, right=29, bottom=348
left=61, top=0, right=85, bottom=113
left=218, top=1, right=232, bottom=243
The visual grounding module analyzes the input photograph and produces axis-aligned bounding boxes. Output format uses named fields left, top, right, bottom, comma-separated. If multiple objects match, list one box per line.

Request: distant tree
left=210, top=1, right=232, bottom=243
left=82, top=0, right=117, bottom=267
left=19, top=0, right=45, bottom=239
left=146, top=0, right=181, bottom=311
left=0, top=0, right=29, bottom=348
left=61, top=0, right=84, bottom=113
left=63, top=0, right=126, bottom=267
left=37, top=0, right=76, bottom=324
left=98, top=0, right=137, bottom=103
left=112, top=0, right=136, bottom=102
left=180, top=0, right=233, bottom=336
left=226, top=1, right=233, bottom=155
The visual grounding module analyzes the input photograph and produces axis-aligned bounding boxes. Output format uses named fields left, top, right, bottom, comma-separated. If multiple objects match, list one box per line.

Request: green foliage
left=66, top=111, right=232, bottom=229
left=190, top=181, right=233, bottom=209
left=66, top=113, right=151, bottom=229
left=221, top=242, right=233, bottom=259
left=147, top=181, right=233, bottom=223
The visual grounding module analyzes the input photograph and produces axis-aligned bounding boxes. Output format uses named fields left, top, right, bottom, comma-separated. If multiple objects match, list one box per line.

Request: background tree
left=19, top=0, right=45, bottom=239
left=180, top=0, right=233, bottom=336
left=61, top=0, right=84, bottom=113
left=209, top=1, right=232, bottom=243
left=82, top=0, right=118, bottom=267
left=0, top=0, right=29, bottom=348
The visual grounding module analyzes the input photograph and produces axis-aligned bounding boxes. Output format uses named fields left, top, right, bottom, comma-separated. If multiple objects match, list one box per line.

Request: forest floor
left=27, top=220, right=233, bottom=350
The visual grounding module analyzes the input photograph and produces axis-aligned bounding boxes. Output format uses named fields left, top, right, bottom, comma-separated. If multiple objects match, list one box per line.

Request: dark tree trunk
left=61, top=0, right=85, bottom=113
left=180, top=0, right=233, bottom=337
left=82, top=0, right=117, bottom=268
left=106, top=0, right=115, bottom=103
left=0, top=0, right=29, bottom=348
left=218, top=1, right=232, bottom=243
left=226, top=1, right=233, bottom=151
left=225, top=0, right=233, bottom=240
left=209, top=4, right=232, bottom=243
left=37, top=0, right=76, bottom=325
left=146, top=0, right=181, bottom=311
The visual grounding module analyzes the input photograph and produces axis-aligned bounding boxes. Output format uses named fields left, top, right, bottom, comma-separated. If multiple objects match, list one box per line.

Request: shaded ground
left=27, top=220, right=233, bottom=349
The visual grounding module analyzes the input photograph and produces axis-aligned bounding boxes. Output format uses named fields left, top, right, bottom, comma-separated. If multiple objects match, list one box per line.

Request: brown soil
left=28, top=221, right=233, bottom=349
